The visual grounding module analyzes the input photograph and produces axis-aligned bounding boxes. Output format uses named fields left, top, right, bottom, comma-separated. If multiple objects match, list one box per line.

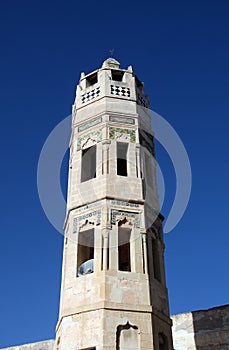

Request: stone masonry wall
left=1, top=305, right=229, bottom=349
left=172, top=304, right=229, bottom=350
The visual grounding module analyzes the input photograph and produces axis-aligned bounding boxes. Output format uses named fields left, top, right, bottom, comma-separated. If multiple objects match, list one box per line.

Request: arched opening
left=152, top=238, right=161, bottom=282
left=116, top=322, right=139, bottom=350
left=77, top=228, right=94, bottom=277
left=117, top=142, right=128, bottom=176
left=81, top=145, right=96, bottom=182
left=147, top=234, right=161, bottom=282
left=159, top=332, right=168, bottom=350
left=145, top=152, right=153, bottom=188
left=118, top=225, right=131, bottom=272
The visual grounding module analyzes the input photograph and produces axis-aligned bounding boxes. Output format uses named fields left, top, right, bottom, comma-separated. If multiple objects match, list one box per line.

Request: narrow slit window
left=118, top=227, right=131, bottom=272
left=77, top=229, right=94, bottom=277
left=159, top=333, right=168, bottom=350
left=81, top=145, right=96, bottom=182
left=152, top=239, right=161, bottom=282
left=117, top=142, right=128, bottom=176
left=145, top=153, right=153, bottom=188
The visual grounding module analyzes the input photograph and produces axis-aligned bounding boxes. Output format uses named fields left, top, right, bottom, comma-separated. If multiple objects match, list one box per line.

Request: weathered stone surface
left=172, top=304, right=229, bottom=350
left=0, top=339, right=55, bottom=350
left=2, top=58, right=173, bottom=350
left=56, top=58, right=173, bottom=349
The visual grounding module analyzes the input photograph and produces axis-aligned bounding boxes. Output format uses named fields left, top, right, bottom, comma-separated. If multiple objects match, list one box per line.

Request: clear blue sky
left=0, top=0, right=228, bottom=347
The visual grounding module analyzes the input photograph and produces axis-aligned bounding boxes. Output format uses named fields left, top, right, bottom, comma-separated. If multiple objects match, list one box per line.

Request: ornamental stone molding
left=73, top=210, right=101, bottom=233
left=111, top=209, right=140, bottom=228
left=78, top=117, right=102, bottom=132
left=111, top=200, right=140, bottom=208
left=109, top=115, right=135, bottom=125
left=76, top=129, right=102, bottom=150
left=109, top=127, right=136, bottom=143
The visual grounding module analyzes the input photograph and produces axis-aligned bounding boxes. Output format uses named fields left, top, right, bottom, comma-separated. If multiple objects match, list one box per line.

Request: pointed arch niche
left=116, top=322, right=140, bottom=350
left=77, top=220, right=95, bottom=277
left=118, top=217, right=133, bottom=272
left=111, top=210, right=141, bottom=273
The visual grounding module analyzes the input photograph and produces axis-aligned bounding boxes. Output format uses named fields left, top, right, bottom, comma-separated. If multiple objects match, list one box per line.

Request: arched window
left=145, top=152, right=154, bottom=188
left=147, top=234, right=161, bottom=282
left=77, top=228, right=94, bottom=277
left=117, top=142, right=128, bottom=176
left=159, top=332, right=168, bottom=350
left=152, top=238, right=161, bottom=282
left=116, top=322, right=139, bottom=350
left=118, top=225, right=131, bottom=272
left=81, top=145, right=96, bottom=182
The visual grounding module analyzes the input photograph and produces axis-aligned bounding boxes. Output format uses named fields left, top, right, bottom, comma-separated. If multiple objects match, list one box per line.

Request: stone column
left=102, top=230, right=109, bottom=270
left=109, top=140, right=117, bottom=176
left=109, top=224, right=118, bottom=270
left=102, top=140, right=111, bottom=175
left=128, top=142, right=136, bottom=177
left=142, top=233, right=148, bottom=274
left=97, top=143, right=103, bottom=177
left=130, top=226, right=136, bottom=272
left=94, top=226, right=102, bottom=272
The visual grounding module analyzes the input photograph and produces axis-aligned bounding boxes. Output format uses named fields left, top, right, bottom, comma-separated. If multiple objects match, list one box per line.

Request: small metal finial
left=109, top=48, right=114, bottom=57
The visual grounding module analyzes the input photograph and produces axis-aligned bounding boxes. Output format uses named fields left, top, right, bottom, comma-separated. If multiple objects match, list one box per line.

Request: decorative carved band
left=109, top=127, right=136, bottom=143
left=77, top=129, right=102, bottom=151
left=111, top=210, right=140, bottom=228
left=78, top=117, right=102, bottom=132
left=111, top=200, right=139, bottom=208
left=73, top=210, right=101, bottom=233
left=109, top=116, right=135, bottom=125
left=75, top=200, right=102, bottom=213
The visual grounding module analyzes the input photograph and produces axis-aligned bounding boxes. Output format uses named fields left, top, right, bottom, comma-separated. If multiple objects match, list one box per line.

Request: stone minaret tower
left=56, top=58, right=173, bottom=350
